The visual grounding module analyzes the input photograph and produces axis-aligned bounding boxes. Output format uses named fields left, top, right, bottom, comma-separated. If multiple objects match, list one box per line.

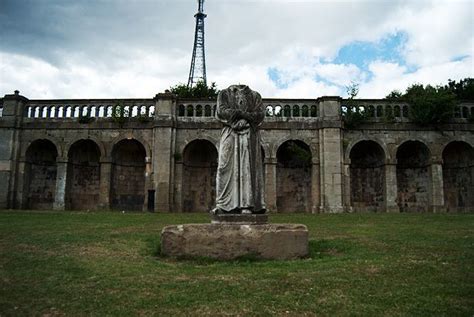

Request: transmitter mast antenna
left=187, top=0, right=207, bottom=88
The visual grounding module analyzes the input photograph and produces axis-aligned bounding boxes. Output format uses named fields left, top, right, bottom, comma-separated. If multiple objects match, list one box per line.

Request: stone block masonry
left=161, top=223, right=309, bottom=260
left=0, top=91, right=473, bottom=213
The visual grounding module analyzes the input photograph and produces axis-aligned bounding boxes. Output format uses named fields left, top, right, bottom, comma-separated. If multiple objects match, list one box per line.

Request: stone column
left=53, top=156, right=68, bottom=211
left=384, top=160, right=399, bottom=212
left=1, top=91, right=28, bottom=209
left=174, top=160, right=183, bottom=212
left=99, top=157, right=112, bottom=210
left=264, top=157, right=277, bottom=212
left=343, top=161, right=352, bottom=212
left=430, top=161, right=445, bottom=212
left=15, top=159, right=28, bottom=209
left=153, top=92, right=176, bottom=212
left=311, top=159, right=321, bottom=213
left=144, top=156, right=153, bottom=211
left=318, top=96, right=344, bottom=213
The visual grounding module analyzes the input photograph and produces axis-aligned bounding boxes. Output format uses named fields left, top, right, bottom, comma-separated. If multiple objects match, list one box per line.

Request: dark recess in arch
left=442, top=141, right=474, bottom=211
left=66, top=139, right=101, bottom=210
left=111, top=139, right=146, bottom=211
left=24, top=139, right=58, bottom=209
left=182, top=139, right=218, bottom=212
left=276, top=140, right=312, bottom=212
left=349, top=140, right=385, bottom=211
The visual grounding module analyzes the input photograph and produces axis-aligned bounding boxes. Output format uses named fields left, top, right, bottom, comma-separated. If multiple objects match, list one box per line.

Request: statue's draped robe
left=215, top=86, right=266, bottom=213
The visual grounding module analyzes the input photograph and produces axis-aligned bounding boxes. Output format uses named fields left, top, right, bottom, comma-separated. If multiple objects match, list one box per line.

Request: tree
left=385, top=90, right=403, bottom=100
left=443, top=78, right=474, bottom=100
left=343, top=82, right=368, bottom=129
left=169, top=81, right=219, bottom=98
left=385, top=83, right=457, bottom=125
left=406, top=84, right=456, bottom=125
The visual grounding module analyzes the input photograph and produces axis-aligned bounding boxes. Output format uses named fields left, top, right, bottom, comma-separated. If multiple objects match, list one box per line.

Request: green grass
left=0, top=211, right=473, bottom=316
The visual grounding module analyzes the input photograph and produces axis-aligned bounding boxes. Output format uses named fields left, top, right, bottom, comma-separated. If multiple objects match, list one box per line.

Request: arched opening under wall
left=396, top=141, right=430, bottom=212
left=276, top=140, right=312, bottom=212
left=24, top=140, right=58, bottom=209
left=111, top=139, right=146, bottom=211
left=66, top=140, right=101, bottom=210
left=442, top=141, right=474, bottom=211
left=349, top=141, right=385, bottom=211
left=182, top=140, right=218, bottom=212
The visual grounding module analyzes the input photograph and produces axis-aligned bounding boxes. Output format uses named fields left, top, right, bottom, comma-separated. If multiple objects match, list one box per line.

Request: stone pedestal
left=161, top=220, right=309, bottom=260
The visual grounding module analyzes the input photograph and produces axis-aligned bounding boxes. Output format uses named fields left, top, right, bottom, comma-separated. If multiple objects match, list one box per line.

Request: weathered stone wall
left=349, top=141, right=385, bottom=211
left=276, top=141, right=312, bottom=212
left=67, top=140, right=100, bottom=210
left=1, top=93, right=473, bottom=213
left=396, top=141, right=430, bottom=212
left=25, top=140, right=57, bottom=209
left=0, top=129, right=13, bottom=208
left=443, top=141, right=474, bottom=211
left=111, top=140, right=146, bottom=211
left=182, top=140, right=217, bottom=212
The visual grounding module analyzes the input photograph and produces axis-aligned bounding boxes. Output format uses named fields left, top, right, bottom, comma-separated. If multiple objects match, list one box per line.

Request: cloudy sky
left=1, top=0, right=472, bottom=99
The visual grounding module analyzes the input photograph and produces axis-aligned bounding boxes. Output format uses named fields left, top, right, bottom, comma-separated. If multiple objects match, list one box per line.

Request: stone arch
left=65, top=137, right=106, bottom=159
left=111, top=139, right=147, bottom=211
left=345, top=137, right=389, bottom=163
left=66, top=139, right=101, bottom=210
left=182, top=139, right=218, bottom=212
left=204, top=105, right=212, bottom=117
left=22, top=136, right=62, bottom=159
left=442, top=141, right=474, bottom=211
left=276, top=140, right=312, bottom=212
left=390, top=137, right=431, bottom=162
left=437, top=137, right=474, bottom=159
left=396, top=140, right=431, bottom=212
left=178, top=104, right=185, bottom=116
left=273, top=137, right=313, bottom=159
left=24, top=139, right=58, bottom=209
left=109, top=135, right=151, bottom=160
left=349, top=140, right=386, bottom=211
left=178, top=136, right=219, bottom=157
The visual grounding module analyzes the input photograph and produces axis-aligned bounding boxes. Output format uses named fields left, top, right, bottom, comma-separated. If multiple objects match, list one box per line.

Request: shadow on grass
left=308, top=239, right=352, bottom=259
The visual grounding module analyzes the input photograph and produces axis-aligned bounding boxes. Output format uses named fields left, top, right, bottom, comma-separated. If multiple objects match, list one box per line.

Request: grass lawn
left=0, top=211, right=473, bottom=316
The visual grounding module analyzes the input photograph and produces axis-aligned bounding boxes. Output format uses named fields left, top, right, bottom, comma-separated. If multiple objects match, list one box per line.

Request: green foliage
left=404, top=84, right=456, bottom=125
left=443, top=78, right=474, bottom=100
left=343, top=82, right=369, bottom=129
left=1, top=211, right=473, bottom=316
left=385, top=90, right=403, bottom=100
left=170, top=81, right=219, bottom=98
left=385, top=79, right=474, bottom=125
left=111, top=101, right=129, bottom=126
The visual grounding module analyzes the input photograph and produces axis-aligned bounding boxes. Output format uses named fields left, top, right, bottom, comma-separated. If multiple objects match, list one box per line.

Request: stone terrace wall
left=0, top=91, right=473, bottom=213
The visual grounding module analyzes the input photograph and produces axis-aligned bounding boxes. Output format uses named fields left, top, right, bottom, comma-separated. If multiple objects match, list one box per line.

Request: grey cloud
left=1, top=0, right=195, bottom=67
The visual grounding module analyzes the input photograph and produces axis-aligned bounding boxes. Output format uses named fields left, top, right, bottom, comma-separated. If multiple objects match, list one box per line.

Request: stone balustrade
left=177, top=99, right=318, bottom=119
left=23, top=99, right=155, bottom=119
left=4, top=97, right=472, bottom=123
left=341, top=99, right=474, bottom=122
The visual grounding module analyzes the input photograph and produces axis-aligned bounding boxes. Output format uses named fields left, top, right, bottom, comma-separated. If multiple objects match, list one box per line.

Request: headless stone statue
left=212, top=85, right=266, bottom=214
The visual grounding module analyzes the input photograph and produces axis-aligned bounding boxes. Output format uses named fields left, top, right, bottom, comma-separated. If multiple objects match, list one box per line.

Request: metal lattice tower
left=187, top=0, right=207, bottom=88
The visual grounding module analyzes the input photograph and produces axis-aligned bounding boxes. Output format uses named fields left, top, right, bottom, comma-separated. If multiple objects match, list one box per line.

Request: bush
left=170, top=81, right=219, bottom=98
left=386, top=83, right=457, bottom=125
left=342, top=82, right=369, bottom=129
left=112, top=101, right=129, bottom=126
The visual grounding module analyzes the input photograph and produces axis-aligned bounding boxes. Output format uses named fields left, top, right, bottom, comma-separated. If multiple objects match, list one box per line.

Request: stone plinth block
left=161, top=223, right=309, bottom=260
